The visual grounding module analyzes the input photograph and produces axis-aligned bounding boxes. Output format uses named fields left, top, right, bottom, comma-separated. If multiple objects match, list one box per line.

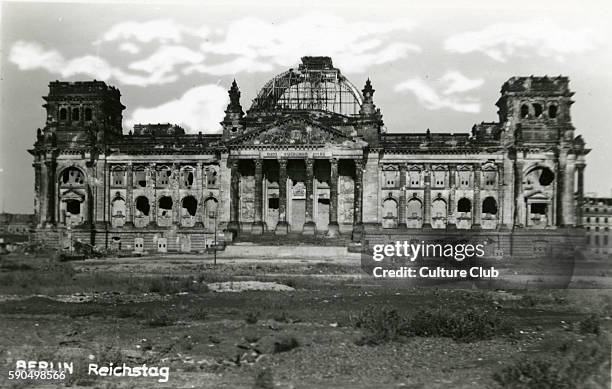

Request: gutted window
left=72, top=107, right=80, bottom=121
left=268, top=198, right=279, bottom=209
left=482, top=196, right=498, bottom=215
left=457, top=197, right=472, bottom=213
left=206, top=169, right=218, bottom=187
left=483, top=171, right=497, bottom=187
left=135, top=196, right=150, bottom=216
left=158, top=196, right=173, bottom=217
left=158, top=167, right=171, bottom=186
left=533, top=103, right=543, bottom=117
left=548, top=105, right=558, bottom=118
left=111, top=169, right=125, bottom=186
left=85, top=108, right=93, bottom=121
left=59, top=108, right=67, bottom=121
left=61, top=167, right=85, bottom=185
left=530, top=203, right=547, bottom=215
left=66, top=200, right=80, bottom=214
left=134, top=170, right=146, bottom=187
left=520, top=104, right=529, bottom=118
left=182, top=169, right=194, bottom=188
left=182, top=196, right=197, bottom=217
left=538, top=167, right=554, bottom=186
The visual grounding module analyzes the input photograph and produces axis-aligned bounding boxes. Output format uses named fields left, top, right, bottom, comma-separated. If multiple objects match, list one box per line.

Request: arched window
left=207, top=169, right=218, bottom=187
left=158, top=196, right=173, bottom=217
left=520, top=104, right=529, bottom=118
left=59, top=108, right=67, bottom=121
left=204, top=198, right=218, bottom=230
left=157, top=167, right=171, bottom=187
left=533, top=103, right=543, bottom=117
left=182, top=196, right=198, bottom=217
left=538, top=168, right=554, bottom=186
left=457, top=198, right=471, bottom=213
left=60, top=167, right=85, bottom=186
left=431, top=199, right=447, bottom=218
left=382, top=198, right=398, bottom=219
left=407, top=199, right=422, bottom=219
left=72, top=107, right=80, bottom=121
left=181, top=168, right=195, bottom=189
left=482, top=197, right=498, bottom=215
left=548, top=105, right=558, bottom=118
left=135, top=196, right=150, bottom=216
left=85, top=108, right=93, bottom=121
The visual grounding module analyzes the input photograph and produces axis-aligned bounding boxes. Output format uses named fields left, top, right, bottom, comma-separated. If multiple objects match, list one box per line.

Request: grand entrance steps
left=232, top=231, right=352, bottom=247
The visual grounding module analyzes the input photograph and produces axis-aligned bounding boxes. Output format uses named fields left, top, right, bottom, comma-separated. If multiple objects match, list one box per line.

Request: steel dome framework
left=249, top=57, right=364, bottom=117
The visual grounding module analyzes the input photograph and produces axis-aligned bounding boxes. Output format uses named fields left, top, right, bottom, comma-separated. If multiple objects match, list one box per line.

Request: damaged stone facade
left=29, top=57, right=589, bottom=255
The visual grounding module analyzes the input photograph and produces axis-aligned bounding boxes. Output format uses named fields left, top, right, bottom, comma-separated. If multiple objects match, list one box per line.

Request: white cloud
left=125, top=85, right=228, bottom=134
left=395, top=71, right=483, bottom=113
left=444, top=19, right=597, bottom=62
left=198, top=13, right=420, bottom=74
left=118, top=42, right=141, bottom=54
left=101, top=19, right=193, bottom=44
left=128, top=45, right=204, bottom=78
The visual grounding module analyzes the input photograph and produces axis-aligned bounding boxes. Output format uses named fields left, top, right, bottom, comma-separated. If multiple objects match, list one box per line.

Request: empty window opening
left=538, top=168, right=554, bottom=186
left=85, top=108, right=93, bottom=121
left=457, top=198, right=471, bottom=213
left=207, top=170, right=218, bottom=186
left=159, top=196, right=173, bottom=217
left=482, top=197, right=498, bottom=215
left=530, top=203, right=547, bottom=215
left=135, top=196, right=150, bottom=216
left=520, top=104, right=529, bottom=118
left=135, top=170, right=146, bottom=187
left=66, top=200, right=80, bottom=214
left=186, top=172, right=194, bottom=187
left=269, top=198, right=280, bottom=209
left=548, top=105, right=558, bottom=118
left=533, top=103, right=543, bottom=117
left=182, top=196, right=197, bottom=216
left=72, top=107, right=80, bottom=121
left=61, top=167, right=84, bottom=185
left=318, top=198, right=330, bottom=205
left=60, top=108, right=67, bottom=120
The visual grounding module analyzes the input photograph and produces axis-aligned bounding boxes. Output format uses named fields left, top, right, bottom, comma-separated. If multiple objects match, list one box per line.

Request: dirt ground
left=0, top=253, right=611, bottom=388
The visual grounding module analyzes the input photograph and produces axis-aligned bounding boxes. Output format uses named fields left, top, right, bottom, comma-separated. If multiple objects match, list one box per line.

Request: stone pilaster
left=327, top=158, right=340, bottom=237
left=351, top=159, right=364, bottom=241
left=447, top=164, right=456, bottom=229
left=194, top=162, right=204, bottom=228
left=472, top=165, right=482, bottom=230
left=563, top=154, right=576, bottom=226
left=398, top=164, right=407, bottom=229
left=422, top=165, right=432, bottom=229
left=227, top=159, right=240, bottom=233
left=124, top=163, right=134, bottom=226
left=148, top=163, right=157, bottom=226
left=45, top=159, right=56, bottom=226
left=172, top=163, right=180, bottom=226
left=303, top=158, right=316, bottom=235
left=576, top=163, right=585, bottom=226
left=275, top=159, right=290, bottom=235
left=514, top=160, right=524, bottom=227
left=556, top=150, right=567, bottom=226
left=252, top=159, right=266, bottom=235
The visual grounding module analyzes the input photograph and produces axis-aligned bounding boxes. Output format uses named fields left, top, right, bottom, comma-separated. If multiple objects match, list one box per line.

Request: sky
left=1, top=0, right=612, bottom=213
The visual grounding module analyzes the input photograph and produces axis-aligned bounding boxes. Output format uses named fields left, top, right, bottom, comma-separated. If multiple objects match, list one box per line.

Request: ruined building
left=29, top=57, right=589, bottom=256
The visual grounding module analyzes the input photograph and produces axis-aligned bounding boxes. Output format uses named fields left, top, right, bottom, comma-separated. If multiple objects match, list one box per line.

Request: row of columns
left=227, top=157, right=363, bottom=238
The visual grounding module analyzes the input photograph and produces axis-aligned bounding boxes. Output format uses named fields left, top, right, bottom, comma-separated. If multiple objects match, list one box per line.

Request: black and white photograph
left=1, top=0, right=611, bottom=387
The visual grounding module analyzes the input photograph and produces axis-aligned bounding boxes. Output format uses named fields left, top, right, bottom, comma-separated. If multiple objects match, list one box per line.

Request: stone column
left=275, top=159, right=290, bottom=235
left=38, top=160, right=47, bottom=227
left=125, top=163, right=134, bottom=226
left=227, top=159, right=240, bottom=232
left=327, top=158, right=340, bottom=237
left=422, top=165, right=432, bottom=228
left=351, top=159, right=364, bottom=241
left=497, top=163, right=507, bottom=229
left=303, top=158, right=316, bottom=235
left=472, top=165, right=482, bottom=230
left=514, top=160, right=524, bottom=227
left=45, top=159, right=56, bottom=226
left=148, top=163, right=157, bottom=226
left=252, top=158, right=266, bottom=235
left=576, top=163, right=585, bottom=226
left=447, top=165, right=457, bottom=229
left=194, top=162, right=204, bottom=228
left=563, top=154, right=576, bottom=226
left=172, top=163, right=180, bottom=226
left=398, top=164, right=407, bottom=229
left=556, top=150, right=567, bottom=226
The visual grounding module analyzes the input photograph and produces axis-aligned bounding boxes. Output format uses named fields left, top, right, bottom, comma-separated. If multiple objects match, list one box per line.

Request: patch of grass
left=189, top=307, right=208, bottom=321
left=494, top=336, right=610, bottom=388
left=146, top=312, right=174, bottom=327
left=273, top=336, right=300, bottom=353
left=253, top=367, right=275, bottom=389
left=408, top=308, right=511, bottom=341
left=578, top=314, right=601, bottom=335
left=245, top=311, right=259, bottom=324
left=353, top=306, right=406, bottom=345
left=147, top=276, right=208, bottom=295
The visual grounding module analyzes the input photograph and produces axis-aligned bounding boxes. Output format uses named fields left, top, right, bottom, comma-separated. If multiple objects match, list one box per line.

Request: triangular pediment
left=229, top=118, right=351, bottom=146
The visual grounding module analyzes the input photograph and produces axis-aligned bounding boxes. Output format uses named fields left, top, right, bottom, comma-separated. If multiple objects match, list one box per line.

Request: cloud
left=10, top=13, right=420, bottom=86
left=444, top=19, right=597, bottom=62
left=395, top=71, right=483, bottom=113
left=124, top=85, right=228, bottom=134
left=198, top=13, right=420, bottom=73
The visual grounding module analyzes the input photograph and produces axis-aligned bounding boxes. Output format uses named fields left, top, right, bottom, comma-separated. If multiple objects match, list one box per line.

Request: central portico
left=226, top=121, right=366, bottom=237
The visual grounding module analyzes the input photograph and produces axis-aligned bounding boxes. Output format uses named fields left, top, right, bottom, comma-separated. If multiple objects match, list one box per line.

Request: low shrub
left=494, top=337, right=610, bottom=388
left=353, top=306, right=406, bottom=345
left=408, top=308, right=509, bottom=341
left=273, top=336, right=300, bottom=353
